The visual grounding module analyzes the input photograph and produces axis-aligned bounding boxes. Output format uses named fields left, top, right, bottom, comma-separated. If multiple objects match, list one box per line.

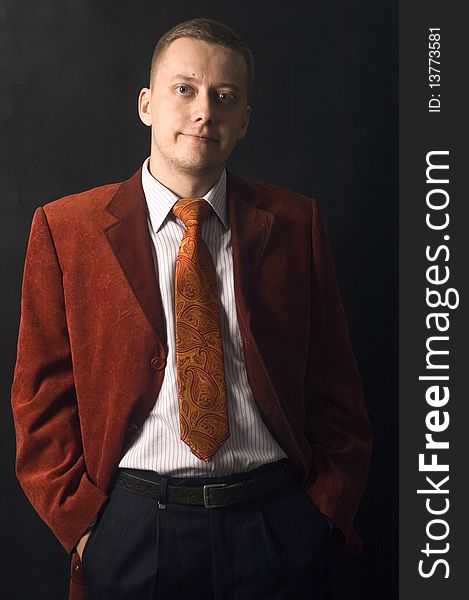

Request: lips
left=182, top=133, right=219, bottom=143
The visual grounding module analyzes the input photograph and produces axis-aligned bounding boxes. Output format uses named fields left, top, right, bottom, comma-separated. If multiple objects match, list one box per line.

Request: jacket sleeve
left=11, top=207, right=108, bottom=554
left=304, top=200, right=372, bottom=552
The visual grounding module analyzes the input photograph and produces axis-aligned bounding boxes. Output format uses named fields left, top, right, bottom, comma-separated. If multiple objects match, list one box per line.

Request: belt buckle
left=203, top=483, right=230, bottom=508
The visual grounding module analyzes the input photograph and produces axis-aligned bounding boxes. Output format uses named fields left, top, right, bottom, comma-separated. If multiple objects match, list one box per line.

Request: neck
left=148, top=156, right=223, bottom=198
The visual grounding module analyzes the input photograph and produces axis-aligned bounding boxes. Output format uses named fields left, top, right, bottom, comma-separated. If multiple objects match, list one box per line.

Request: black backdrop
left=1, top=1, right=397, bottom=598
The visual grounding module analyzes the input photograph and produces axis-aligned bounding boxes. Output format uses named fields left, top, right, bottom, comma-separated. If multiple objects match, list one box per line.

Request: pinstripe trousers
left=82, top=461, right=332, bottom=600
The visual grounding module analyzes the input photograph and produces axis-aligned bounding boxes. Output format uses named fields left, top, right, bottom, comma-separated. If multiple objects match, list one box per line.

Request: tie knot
left=173, top=198, right=211, bottom=229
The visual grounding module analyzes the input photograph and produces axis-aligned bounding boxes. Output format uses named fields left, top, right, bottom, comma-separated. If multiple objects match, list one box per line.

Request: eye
left=176, top=85, right=192, bottom=96
left=218, top=92, right=236, bottom=104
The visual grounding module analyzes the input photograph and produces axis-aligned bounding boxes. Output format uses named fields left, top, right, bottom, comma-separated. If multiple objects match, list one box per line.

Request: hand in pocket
left=76, top=528, right=92, bottom=562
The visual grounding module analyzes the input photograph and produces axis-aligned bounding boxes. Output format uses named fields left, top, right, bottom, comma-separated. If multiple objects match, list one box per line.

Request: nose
left=191, top=91, right=214, bottom=125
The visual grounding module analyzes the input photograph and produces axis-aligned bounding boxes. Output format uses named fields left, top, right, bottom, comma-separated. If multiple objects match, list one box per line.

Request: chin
left=176, top=155, right=224, bottom=175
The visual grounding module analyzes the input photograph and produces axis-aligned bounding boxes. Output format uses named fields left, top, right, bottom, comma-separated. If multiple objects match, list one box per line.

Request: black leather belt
left=115, top=461, right=292, bottom=509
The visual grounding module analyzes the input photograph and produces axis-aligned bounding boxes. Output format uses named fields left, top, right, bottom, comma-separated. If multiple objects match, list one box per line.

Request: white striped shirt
left=118, top=158, right=286, bottom=476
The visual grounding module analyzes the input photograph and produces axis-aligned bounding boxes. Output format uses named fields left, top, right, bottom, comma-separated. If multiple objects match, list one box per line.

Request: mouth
left=181, top=133, right=219, bottom=143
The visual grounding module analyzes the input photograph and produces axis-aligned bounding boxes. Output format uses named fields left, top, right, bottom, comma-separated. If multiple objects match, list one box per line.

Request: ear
left=238, top=105, right=252, bottom=140
left=138, top=88, right=152, bottom=127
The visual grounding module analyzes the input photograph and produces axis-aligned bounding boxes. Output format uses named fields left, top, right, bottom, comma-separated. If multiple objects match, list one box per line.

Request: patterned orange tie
left=172, top=199, right=229, bottom=461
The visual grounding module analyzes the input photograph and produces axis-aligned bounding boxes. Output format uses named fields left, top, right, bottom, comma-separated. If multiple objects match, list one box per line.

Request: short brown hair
left=150, top=18, right=254, bottom=99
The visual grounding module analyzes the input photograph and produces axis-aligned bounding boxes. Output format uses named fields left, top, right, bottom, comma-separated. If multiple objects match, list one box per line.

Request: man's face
left=139, top=37, right=251, bottom=179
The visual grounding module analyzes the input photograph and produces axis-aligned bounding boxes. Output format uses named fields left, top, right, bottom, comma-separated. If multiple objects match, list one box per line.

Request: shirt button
left=151, top=357, right=166, bottom=370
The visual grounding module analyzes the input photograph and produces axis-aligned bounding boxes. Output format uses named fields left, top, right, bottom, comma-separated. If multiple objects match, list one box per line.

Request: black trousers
left=82, top=460, right=332, bottom=599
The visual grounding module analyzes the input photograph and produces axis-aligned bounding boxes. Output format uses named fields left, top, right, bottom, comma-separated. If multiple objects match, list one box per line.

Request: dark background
left=1, top=1, right=397, bottom=598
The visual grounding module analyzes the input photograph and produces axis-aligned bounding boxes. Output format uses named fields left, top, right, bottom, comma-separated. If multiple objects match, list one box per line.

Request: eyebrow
left=170, top=74, right=240, bottom=91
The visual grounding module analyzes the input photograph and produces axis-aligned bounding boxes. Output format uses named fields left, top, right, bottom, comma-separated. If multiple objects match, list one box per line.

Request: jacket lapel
left=101, top=169, right=271, bottom=351
left=103, top=168, right=167, bottom=348
left=227, top=172, right=274, bottom=336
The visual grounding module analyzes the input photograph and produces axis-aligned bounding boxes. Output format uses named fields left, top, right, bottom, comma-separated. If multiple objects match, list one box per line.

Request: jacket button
left=151, top=357, right=166, bottom=370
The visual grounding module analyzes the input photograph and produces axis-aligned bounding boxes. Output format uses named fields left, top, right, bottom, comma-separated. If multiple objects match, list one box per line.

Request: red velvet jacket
left=11, top=169, right=372, bottom=599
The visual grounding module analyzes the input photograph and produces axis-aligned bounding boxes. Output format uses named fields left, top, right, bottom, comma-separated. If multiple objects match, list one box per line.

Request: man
left=11, top=17, right=372, bottom=600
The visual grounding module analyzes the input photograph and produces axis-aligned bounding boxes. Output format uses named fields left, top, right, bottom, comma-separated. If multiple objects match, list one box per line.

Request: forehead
left=154, top=37, right=247, bottom=88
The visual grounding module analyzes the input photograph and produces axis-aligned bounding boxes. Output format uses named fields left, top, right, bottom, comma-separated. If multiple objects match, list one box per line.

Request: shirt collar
left=141, top=157, right=229, bottom=232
